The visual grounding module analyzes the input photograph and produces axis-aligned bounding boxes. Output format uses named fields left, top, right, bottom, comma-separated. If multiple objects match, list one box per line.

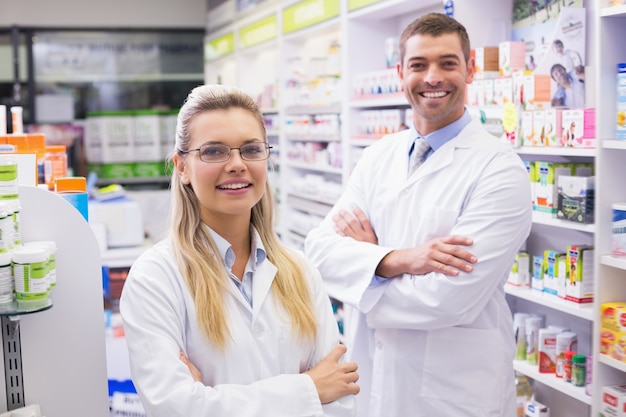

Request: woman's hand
left=304, top=344, right=360, bottom=404
left=180, top=350, right=202, bottom=382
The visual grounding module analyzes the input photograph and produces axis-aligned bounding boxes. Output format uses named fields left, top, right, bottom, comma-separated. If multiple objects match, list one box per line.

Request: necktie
left=409, top=138, right=431, bottom=175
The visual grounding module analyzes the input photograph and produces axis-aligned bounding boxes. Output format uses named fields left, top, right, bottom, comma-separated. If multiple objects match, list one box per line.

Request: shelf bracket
left=1, top=316, right=25, bottom=411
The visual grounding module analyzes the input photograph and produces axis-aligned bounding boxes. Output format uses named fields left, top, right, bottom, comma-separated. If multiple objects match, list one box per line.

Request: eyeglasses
left=180, top=142, right=272, bottom=163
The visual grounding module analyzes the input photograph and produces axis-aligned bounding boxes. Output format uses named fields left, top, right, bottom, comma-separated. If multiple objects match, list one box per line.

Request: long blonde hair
left=170, top=84, right=317, bottom=349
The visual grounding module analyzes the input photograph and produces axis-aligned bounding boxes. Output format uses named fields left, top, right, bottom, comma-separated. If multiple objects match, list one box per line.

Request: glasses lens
left=199, top=144, right=230, bottom=162
left=240, top=143, right=269, bottom=161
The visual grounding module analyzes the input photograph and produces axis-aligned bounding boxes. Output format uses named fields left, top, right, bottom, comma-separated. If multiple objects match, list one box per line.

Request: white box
left=525, top=399, right=549, bottom=417
left=601, top=384, right=626, bottom=417
left=134, top=110, right=162, bottom=162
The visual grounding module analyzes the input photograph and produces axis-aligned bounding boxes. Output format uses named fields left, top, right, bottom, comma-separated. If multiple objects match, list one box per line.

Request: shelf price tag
left=239, top=15, right=278, bottom=48
left=282, top=0, right=340, bottom=34
left=205, top=33, right=235, bottom=61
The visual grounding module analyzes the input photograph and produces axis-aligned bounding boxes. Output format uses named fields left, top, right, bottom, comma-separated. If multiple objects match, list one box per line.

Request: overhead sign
left=347, top=0, right=386, bottom=12
left=239, top=15, right=278, bottom=48
left=282, top=0, right=340, bottom=34
left=32, top=31, right=204, bottom=80
left=205, top=32, right=235, bottom=61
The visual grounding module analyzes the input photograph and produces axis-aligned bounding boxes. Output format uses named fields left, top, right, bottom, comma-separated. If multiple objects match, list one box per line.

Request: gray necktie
left=409, top=138, right=431, bottom=175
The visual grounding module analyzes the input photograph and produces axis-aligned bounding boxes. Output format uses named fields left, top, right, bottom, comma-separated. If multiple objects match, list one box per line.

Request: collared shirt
left=407, top=108, right=473, bottom=162
left=208, top=226, right=267, bottom=308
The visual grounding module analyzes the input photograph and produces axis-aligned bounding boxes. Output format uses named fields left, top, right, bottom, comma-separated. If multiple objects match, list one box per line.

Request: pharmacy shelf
left=532, top=212, right=596, bottom=233
left=504, top=285, right=593, bottom=321
left=600, top=254, right=626, bottom=271
left=598, top=354, right=626, bottom=373
left=516, top=147, right=596, bottom=157
left=513, top=360, right=591, bottom=405
left=602, top=139, right=626, bottom=150
left=600, top=4, right=626, bottom=17
left=284, top=162, right=342, bottom=175
left=348, top=94, right=408, bottom=108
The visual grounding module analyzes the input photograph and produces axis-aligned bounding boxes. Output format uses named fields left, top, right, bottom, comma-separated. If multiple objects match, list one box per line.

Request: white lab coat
left=305, top=119, right=532, bottom=417
left=120, top=235, right=355, bottom=417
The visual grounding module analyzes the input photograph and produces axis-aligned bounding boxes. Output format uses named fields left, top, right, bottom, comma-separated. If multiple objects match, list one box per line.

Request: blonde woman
left=120, top=84, right=359, bottom=417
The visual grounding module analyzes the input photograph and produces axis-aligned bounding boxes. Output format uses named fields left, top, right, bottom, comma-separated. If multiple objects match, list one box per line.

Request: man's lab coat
left=305, top=119, right=532, bottom=417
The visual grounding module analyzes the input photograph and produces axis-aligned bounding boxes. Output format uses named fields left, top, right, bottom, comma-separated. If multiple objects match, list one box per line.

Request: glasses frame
left=179, top=142, right=273, bottom=163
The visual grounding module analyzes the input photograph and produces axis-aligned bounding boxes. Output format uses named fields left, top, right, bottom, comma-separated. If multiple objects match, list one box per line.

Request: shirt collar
left=207, top=225, right=267, bottom=270
left=408, top=108, right=472, bottom=152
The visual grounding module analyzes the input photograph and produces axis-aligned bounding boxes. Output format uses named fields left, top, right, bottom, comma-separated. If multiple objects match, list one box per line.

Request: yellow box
left=600, top=302, right=626, bottom=361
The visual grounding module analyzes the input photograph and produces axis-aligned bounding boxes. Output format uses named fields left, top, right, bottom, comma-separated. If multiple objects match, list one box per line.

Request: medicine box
left=473, top=46, right=499, bottom=79
left=617, top=63, right=626, bottom=140
left=600, top=384, right=626, bottom=417
left=556, top=175, right=595, bottom=224
left=543, top=250, right=565, bottom=296
left=533, top=162, right=573, bottom=216
left=543, top=108, right=563, bottom=147
left=508, top=252, right=530, bottom=287
left=561, top=108, right=596, bottom=148
left=499, top=41, right=526, bottom=77
left=600, top=302, right=626, bottom=362
left=532, top=255, right=544, bottom=292
left=565, top=245, right=594, bottom=303
left=525, top=399, right=550, bottom=417
left=523, top=74, right=551, bottom=109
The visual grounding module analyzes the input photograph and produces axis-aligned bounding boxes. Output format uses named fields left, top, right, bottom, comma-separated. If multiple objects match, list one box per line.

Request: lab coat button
left=253, top=324, right=264, bottom=335
left=376, top=340, right=383, bottom=349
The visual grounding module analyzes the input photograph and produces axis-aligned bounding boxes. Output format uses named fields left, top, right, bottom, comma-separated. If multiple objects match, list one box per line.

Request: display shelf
left=286, top=193, right=333, bottom=218
left=598, top=354, right=626, bottom=373
left=513, top=360, right=592, bottom=405
left=284, top=105, right=342, bottom=115
left=284, top=161, right=342, bottom=175
left=348, top=94, right=408, bottom=108
left=0, top=300, right=52, bottom=317
left=601, top=4, right=626, bottom=17
left=602, top=139, right=626, bottom=150
left=504, top=285, right=593, bottom=321
left=516, top=147, right=596, bottom=157
left=601, top=254, right=626, bottom=270
left=532, top=213, right=596, bottom=233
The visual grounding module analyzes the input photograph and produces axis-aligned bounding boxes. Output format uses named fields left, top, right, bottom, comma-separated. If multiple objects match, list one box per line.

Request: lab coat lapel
left=251, top=260, right=277, bottom=320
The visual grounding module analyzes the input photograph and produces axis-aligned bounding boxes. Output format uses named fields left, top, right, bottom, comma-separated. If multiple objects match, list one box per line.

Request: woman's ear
left=173, top=153, right=190, bottom=185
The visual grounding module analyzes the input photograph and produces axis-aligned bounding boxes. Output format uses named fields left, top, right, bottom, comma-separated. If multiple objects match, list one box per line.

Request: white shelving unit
left=204, top=1, right=623, bottom=415
left=591, top=2, right=626, bottom=417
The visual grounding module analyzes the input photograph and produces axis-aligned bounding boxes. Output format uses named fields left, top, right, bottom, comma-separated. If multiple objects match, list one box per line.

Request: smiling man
left=305, top=13, right=532, bottom=417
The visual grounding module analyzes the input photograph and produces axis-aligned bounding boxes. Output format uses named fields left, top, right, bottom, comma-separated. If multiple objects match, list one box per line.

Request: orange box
left=524, top=74, right=551, bottom=108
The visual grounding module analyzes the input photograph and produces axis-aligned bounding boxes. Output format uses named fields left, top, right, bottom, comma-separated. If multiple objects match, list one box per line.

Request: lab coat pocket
left=420, top=326, right=504, bottom=409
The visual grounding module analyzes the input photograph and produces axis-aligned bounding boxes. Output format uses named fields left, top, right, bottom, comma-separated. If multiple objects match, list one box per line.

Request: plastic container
left=563, top=350, right=575, bottom=383
left=515, top=372, right=533, bottom=417
left=0, top=251, right=14, bottom=305
left=10, top=106, right=23, bottom=134
left=572, top=354, right=586, bottom=387
left=12, top=245, right=50, bottom=310
left=0, top=104, right=6, bottom=135
left=25, top=240, right=57, bottom=290
left=0, top=154, right=19, bottom=201
left=44, top=145, right=68, bottom=190
left=55, top=176, right=88, bottom=221
left=612, top=203, right=626, bottom=256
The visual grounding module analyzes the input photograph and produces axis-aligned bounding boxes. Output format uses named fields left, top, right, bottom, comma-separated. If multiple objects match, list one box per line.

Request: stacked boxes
left=85, top=109, right=177, bottom=179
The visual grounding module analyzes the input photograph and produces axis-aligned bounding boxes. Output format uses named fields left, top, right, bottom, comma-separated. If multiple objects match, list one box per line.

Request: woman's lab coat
left=305, top=119, right=532, bottom=417
left=120, top=237, right=355, bottom=417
